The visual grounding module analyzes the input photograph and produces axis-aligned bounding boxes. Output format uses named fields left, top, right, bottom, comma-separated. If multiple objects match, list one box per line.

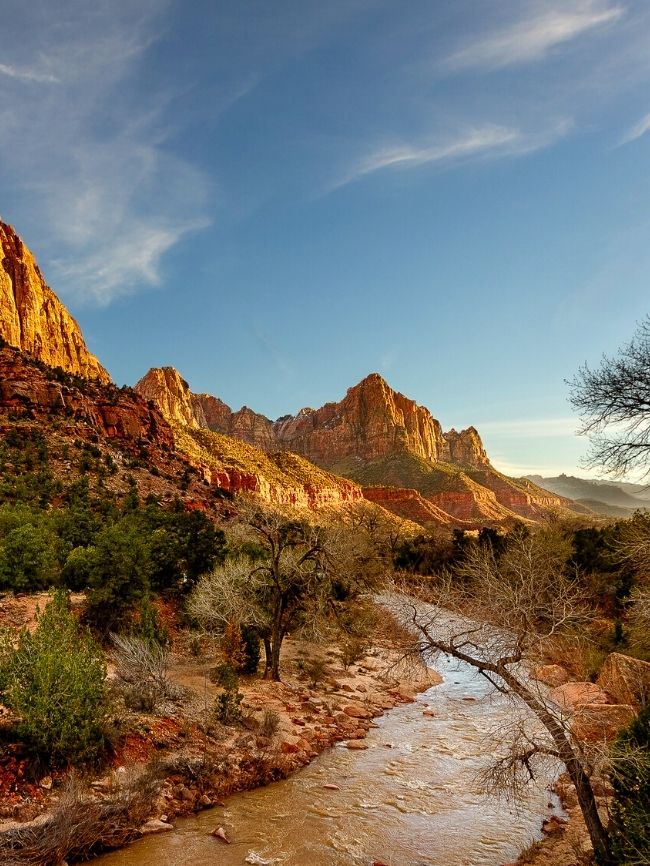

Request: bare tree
left=569, top=316, right=650, bottom=477
left=190, top=506, right=349, bottom=681
left=387, top=526, right=615, bottom=866
left=110, top=633, right=178, bottom=707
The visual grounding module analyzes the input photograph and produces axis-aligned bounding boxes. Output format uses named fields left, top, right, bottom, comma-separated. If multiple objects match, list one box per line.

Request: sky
left=1, top=0, right=649, bottom=478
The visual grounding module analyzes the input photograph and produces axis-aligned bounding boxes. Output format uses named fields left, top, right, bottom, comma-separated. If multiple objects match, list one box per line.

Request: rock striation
left=274, top=373, right=447, bottom=464
left=0, top=220, right=110, bottom=383
left=135, top=367, right=576, bottom=526
left=136, top=368, right=485, bottom=467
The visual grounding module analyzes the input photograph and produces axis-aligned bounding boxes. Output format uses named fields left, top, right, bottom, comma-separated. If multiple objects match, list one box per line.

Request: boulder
left=530, top=664, right=570, bottom=688
left=139, top=819, right=173, bottom=836
left=571, top=703, right=636, bottom=743
left=548, top=681, right=609, bottom=713
left=346, top=740, right=368, bottom=750
left=596, top=653, right=650, bottom=707
left=211, top=826, right=230, bottom=843
left=343, top=704, right=372, bottom=719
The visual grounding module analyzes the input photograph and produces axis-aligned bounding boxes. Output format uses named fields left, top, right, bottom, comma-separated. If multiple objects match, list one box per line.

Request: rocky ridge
left=136, top=367, right=575, bottom=526
left=136, top=368, right=488, bottom=468
left=0, top=344, right=382, bottom=517
left=0, top=220, right=110, bottom=383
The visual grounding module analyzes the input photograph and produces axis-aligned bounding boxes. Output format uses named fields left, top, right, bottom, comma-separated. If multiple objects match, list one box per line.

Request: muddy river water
left=97, top=652, right=561, bottom=866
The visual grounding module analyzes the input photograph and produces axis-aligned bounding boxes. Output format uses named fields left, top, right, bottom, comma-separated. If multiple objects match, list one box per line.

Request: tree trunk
left=499, top=667, right=614, bottom=866
left=262, top=637, right=272, bottom=679
left=269, top=595, right=285, bottom=681
left=270, top=638, right=282, bottom=681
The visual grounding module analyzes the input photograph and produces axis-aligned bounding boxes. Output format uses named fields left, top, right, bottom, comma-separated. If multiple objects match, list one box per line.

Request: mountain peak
left=0, top=219, right=110, bottom=383
left=356, top=372, right=389, bottom=387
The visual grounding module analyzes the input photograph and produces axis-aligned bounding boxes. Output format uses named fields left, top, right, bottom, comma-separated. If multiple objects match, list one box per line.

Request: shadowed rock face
left=0, top=220, right=110, bottom=383
left=0, top=345, right=173, bottom=447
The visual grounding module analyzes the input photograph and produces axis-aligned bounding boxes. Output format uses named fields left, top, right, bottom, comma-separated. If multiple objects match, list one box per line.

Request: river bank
left=0, top=600, right=441, bottom=863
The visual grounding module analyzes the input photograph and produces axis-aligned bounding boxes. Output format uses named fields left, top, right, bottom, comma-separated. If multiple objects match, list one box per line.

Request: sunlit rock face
left=274, top=373, right=447, bottom=463
left=441, top=426, right=489, bottom=467
left=136, top=370, right=450, bottom=463
left=135, top=366, right=206, bottom=429
left=0, top=220, right=110, bottom=383
left=135, top=368, right=576, bottom=526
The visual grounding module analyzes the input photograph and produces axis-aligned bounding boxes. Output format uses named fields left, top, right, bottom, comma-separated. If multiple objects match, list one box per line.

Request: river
left=97, top=652, right=562, bottom=866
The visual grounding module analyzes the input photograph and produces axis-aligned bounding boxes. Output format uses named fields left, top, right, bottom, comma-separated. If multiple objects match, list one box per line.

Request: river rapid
left=97, top=652, right=562, bottom=866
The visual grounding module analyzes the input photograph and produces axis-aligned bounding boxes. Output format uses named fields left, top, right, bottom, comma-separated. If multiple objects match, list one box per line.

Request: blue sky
left=1, top=0, right=649, bottom=477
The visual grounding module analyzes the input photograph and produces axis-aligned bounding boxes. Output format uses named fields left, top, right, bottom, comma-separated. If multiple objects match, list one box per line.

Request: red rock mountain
left=0, top=220, right=109, bottom=383
left=136, top=369, right=489, bottom=468
left=135, top=367, right=576, bottom=526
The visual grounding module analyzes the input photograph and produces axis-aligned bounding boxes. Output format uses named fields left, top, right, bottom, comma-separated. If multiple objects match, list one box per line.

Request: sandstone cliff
left=442, top=427, right=489, bottom=467
left=134, top=367, right=581, bottom=526
left=274, top=373, right=446, bottom=463
left=0, top=220, right=110, bottom=383
left=136, top=368, right=461, bottom=464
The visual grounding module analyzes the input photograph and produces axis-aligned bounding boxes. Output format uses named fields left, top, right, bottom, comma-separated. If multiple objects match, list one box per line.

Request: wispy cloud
left=333, top=120, right=571, bottom=189
left=445, top=1, right=624, bottom=71
left=0, top=1, right=210, bottom=304
left=619, top=111, right=650, bottom=145
left=0, top=63, right=59, bottom=84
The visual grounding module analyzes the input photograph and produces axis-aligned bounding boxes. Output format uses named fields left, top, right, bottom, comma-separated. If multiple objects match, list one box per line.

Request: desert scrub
left=0, top=590, right=108, bottom=767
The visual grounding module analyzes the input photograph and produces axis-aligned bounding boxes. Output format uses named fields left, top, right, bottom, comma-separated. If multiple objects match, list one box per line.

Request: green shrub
left=608, top=702, right=650, bottom=864
left=0, top=591, right=108, bottom=767
left=240, top=625, right=261, bottom=674
left=60, top=545, right=97, bottom=590
left=0, top=522, right=58, bottom=591
left=211, top=663, right=243, bottom=725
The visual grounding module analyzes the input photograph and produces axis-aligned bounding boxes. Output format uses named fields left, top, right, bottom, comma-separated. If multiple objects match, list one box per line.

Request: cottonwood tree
left=569, top=316, right=650, bottom=478
left=190, top=506, right=368, bottom=681
left=388, top=527, right=615, bottom=866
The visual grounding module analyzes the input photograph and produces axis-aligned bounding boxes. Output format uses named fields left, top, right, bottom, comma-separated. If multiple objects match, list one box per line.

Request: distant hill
left=523, top=474, right=650, bottom=516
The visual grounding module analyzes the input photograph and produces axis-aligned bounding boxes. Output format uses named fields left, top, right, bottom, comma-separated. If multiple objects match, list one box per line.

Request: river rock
left=211, top=826, right=230, bottom=843
left=542, top=815, right=567, bottom=834
left=596, top=652, right=650, bottom=707
left=530, top=664, right=570, bottom=687
left=139, top=819, right=174, bottom=835
left=571, top=703, right=636, bottom=743
left=548, top=681, right=609, bottom=712
left=343, top=704, right=372, bottom=719
left=346, top=740, right=368, bottom=750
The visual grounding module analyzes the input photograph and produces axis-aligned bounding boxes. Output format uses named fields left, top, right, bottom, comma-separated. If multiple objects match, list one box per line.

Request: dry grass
left=0, top=767, right=164, bottom=865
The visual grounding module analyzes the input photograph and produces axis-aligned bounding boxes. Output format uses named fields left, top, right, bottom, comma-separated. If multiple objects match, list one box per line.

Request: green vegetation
left=332, top=452, right=468, bottom=494
left=608, top=702, right=650, bottom=865
left=0, top=591, right=107, bottom=767
left=0, top=433, right=227, bottom=633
